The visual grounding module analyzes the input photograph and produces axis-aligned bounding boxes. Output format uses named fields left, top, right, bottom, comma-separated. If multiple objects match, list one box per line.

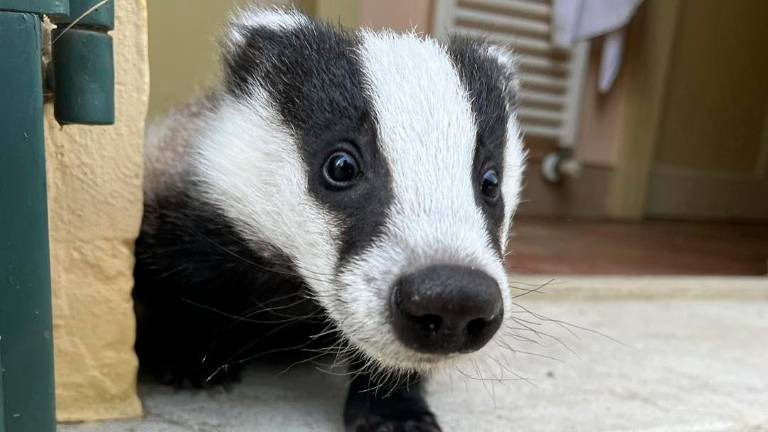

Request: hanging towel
left=552, top=0, right=643, bottom=93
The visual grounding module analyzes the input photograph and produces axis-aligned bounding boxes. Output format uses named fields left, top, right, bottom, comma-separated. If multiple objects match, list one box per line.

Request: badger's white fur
left=334, top=31, right=521, bottom=370
left=143, top=8, right=525, bottom=374
left=194, top=89, right=342, bottom=306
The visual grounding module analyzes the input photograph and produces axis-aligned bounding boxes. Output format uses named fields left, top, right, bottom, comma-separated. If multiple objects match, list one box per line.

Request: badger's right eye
left=323, top=151, right=360, bottom=189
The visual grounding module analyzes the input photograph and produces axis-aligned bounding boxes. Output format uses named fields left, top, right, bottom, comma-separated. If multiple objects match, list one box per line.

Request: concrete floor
left=60, top=294, right=768, bottom=431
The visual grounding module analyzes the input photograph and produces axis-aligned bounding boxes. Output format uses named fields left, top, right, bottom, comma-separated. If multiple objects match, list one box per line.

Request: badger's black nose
left=390, top=265, right=503, bottom=354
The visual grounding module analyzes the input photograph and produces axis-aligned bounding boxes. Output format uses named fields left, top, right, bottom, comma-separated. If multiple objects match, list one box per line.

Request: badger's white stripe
left=193, top=90, right=340, bottom=307
left=484, top=45, right=526, bottom=251
left=334, top=31, right=513, bottom=370
left=358, top=31, right=494, bottom=266
left=501, top=113, right=525, bottom=250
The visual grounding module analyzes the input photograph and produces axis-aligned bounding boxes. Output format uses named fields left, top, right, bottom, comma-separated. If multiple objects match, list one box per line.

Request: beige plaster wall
left=147, top=0, right=294, bottom=120
left=300, top=0, right=433, bottom=31
left=146, top=0, right=262, bottom=119
left=46, top=0, right=148, bottom=422
left=302, top=0, right=360, bottom=27
left=359, top=0, right=433, bottom=32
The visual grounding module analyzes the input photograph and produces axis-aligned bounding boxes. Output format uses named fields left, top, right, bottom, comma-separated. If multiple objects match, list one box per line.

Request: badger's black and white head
left=193, top=8, right=525, bottom=373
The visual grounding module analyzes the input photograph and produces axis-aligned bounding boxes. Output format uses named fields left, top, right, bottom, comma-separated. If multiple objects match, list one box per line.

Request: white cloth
left=552, top=0, right=643, bottom=92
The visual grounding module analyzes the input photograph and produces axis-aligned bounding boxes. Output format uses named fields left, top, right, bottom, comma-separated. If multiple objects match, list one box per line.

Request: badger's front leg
left=344, top=368, right=441, bottom=432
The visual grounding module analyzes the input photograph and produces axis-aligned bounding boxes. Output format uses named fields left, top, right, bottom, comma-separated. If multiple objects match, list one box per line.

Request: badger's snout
left=390, top=265, right=503, bottom=355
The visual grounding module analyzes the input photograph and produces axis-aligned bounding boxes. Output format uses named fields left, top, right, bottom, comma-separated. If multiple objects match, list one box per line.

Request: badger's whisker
left=501, top=330, right=547, bottom=346
left=255, top=289, right=311, bottom=305
left=278, top=350, right=334, bottom=375
left=513, top=302, right=627, bottom=347
left=193, top=228, right=338, bottom=284
left=494, top=339, right=564, bottom=363
left=485, top=352, right=535, bottom=386
left=331, top=342, right=354, bottom=369
left=506, top=313, right=580, bottom=356
left=471, top=359, right=493, bottom=398
left=207, top=316, right=321, bottom=373
left=453, top=365, right=528, bottom=383
left=308, top=322, right=341, bottom=340
left=504, top=320, right=578, bottom=356
left=509, top=278, right=555, bottom=298
left=183, top=298, right=323, bottom=325
left=244, top=295, right=316, bottom=319
left=382, top=371, right=403, bottom=398
left=314, top=365, right=359, bottom=377
left=208, top=338, right=321, bottom=383
left=508, top=278, right=559, bottom=288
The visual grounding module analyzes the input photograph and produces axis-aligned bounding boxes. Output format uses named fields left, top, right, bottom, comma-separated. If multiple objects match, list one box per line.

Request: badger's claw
left=344, top=369, right=441, bottom=432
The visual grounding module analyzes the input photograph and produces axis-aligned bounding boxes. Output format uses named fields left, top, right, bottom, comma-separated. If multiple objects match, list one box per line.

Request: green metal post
left=0, top=0, right=67, bottom=16
left=0, top=8, right=57, bottom=432
left=52, top=0, right=115, bottom=125
left=0, top=353, right=4, bottom=432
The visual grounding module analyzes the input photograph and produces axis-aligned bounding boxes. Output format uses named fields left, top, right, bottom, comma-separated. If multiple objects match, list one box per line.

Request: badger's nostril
left=414, top=314, right=442, bottom=334
left=466, top=317, right=489, bottom=337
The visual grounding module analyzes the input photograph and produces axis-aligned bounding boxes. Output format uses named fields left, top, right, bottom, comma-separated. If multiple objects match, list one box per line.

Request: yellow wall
left=46, top=0, right=148, bottom=421
left=147, top=0, right=292, bottom=119
left=359, top=0, right=432, bottom=32
left=302, top=0, right=432, bottom=32
left=302, top=0, right=359, bottom=27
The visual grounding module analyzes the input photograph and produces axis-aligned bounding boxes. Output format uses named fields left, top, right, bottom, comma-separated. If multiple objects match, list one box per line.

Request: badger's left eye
left=323, top=151, right=360, bottom=189
left=481, top=169, right=500, bottom=201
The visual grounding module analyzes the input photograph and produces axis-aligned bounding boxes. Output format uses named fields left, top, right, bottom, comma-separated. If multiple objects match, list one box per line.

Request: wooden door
left=646, top=0, right=768, bottom=221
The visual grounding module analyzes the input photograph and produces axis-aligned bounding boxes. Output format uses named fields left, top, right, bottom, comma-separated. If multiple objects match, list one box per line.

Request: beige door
left=645, top=0, right=768, bottom=221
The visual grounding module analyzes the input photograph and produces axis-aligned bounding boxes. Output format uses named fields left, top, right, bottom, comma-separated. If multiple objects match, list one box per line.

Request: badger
left=134, top=7, right=525, bottom=431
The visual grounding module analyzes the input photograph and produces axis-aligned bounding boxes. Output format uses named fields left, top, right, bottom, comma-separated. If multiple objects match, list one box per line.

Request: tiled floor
left=508, top=217, right=768, bottom=276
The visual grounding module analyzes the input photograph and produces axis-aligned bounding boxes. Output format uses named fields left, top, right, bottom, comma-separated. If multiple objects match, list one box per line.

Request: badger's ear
left=222, top=7, right=310, bottom=53
left=448, top=35, right=520, bottom=109
left=220, top=7, right=313, bottom=97
left=485, top=43, right=521, bottom=97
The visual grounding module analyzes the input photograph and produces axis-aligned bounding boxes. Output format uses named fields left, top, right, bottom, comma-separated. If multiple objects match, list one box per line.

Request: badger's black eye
left=323, top=151, right=360, bottom=188
left=481, top=169, right=500, bottom=201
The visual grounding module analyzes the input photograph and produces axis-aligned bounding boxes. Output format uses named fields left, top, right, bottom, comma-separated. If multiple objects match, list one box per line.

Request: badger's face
left=195, top=10, right=525, bottom=373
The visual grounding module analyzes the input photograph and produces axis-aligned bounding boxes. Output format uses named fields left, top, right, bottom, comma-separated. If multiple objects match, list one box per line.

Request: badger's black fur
left=134, top=8, right=524, bottom=432
left=134, top=186, right=325, bottom=386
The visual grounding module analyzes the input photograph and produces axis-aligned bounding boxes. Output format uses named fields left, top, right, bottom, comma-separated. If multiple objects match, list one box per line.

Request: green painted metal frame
left=0, top=0, right=67, bottom=16
left=0, top=12, right=56, bottom=432
left=52, top=0, right=116, bottom=125
left=0, top=1, right=116, bottom=429
left=0, top=2, right=62, bottom=432
left=0, top=353, right=4, bottom=432
left=65, top=0, right=114, bottom=29
left=53, top=27, right=115, bottom=124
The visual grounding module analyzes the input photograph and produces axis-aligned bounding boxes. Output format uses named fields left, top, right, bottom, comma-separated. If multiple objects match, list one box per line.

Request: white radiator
left=433, top=0, right=589, bottom=148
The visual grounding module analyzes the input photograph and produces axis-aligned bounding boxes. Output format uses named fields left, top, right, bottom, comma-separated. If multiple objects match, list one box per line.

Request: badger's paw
left=344, top=369, right=441, bottom=432
left=345, top=409, right=441, bottom=432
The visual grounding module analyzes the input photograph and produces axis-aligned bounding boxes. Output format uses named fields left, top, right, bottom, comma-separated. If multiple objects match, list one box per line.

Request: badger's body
left=134, top=8, right=525, bottom=431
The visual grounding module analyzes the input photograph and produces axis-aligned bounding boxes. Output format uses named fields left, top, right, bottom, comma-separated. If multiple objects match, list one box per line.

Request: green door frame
left=0, top=1, right=114, bottom=430
left=0, top=9, right=57, bottom=432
